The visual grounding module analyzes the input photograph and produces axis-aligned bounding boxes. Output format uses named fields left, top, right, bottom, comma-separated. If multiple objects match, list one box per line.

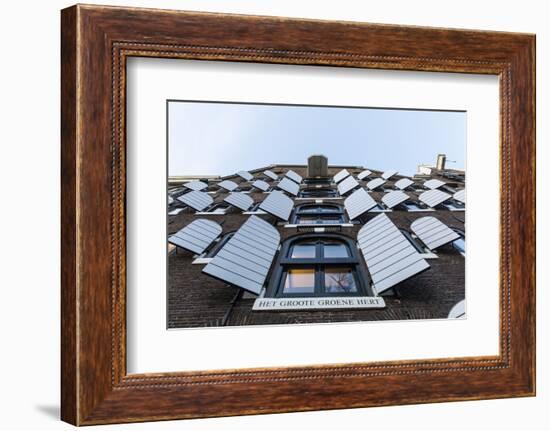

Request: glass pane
left=283, top=269, right=316, bottom=294
left=297, top=216, right=318, bottom=224
left=290, top=243, right=316, bottom=258
left=299, top=205, right=339, bottom=213
left=301, top=190, right=337, bottom=198
left=318, top=216, right=342, bottom=225
left=324, top=268, right=358, bottom=293
left=299, top=206, right=321, bottom=213
left=318, top=205, right=339, bottom=213
left=323, top=242, right=349, bottom=258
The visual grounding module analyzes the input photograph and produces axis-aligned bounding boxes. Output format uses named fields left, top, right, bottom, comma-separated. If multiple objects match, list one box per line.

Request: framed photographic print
left=61, top=4, right=536, bottom=425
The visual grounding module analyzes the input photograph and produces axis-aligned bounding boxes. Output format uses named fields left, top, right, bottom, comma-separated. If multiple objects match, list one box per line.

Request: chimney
left=436, top=154, right=446, bottom=170
left=307, top=154, right=328, bottom=177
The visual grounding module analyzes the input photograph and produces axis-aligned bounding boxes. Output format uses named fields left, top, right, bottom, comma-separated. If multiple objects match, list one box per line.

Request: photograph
left=46, top=1, right=537, bottom=426
left=166, top=100, right=467, bottom=328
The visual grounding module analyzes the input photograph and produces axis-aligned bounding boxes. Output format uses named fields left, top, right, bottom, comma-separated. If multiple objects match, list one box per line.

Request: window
left=167, top=188, right=187, bottom=206
left=403, top=202, right=429, bottom=212
left=298, top=187, right=339, bottom=198
left=324, top=268, right=358, bottom=293
left=268, top=235, right=373, bottom=297
left=206, top=232, right=235, bottom=257
left=206, top=203, right=230, bottom=214
left=304, top=178, right=331, bottom=185
left=290, top=241, right=316, bottom=258
left=369, top=203, right=387, bottom=213
left=283, top=269, right=315, bottom=294
left=191, top=230, right=236, bottom=264
left=244, top=202, right=267, bottom=213
left=443, top=203, right=465, bottom=211
left=291, top=204, right=346, bottom=225
left=400, top=229, right=426, bottom=253
left=323, top=240, right=350, bottom=258
left=452, top=229, right=466, bottom=255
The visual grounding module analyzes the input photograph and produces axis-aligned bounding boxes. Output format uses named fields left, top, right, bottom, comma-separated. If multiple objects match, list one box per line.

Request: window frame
left=298, top=187, right=340, bottom=198
left=403, top=202, right=432, bottom=212
left=266, top=233, right=374, bottom=298
left=369, top=203, right=390, bottom=213
left=206, top=202, right=231, bottom=214
left=303, top=178, right=331, bottom=185
left=205, top=231, right=236, bottom=258
left=443, top=201, right=466, bottom=211
left=243, top=202, right=268, bottom=214
left=399, top=229, right=426, bottom=253
left=291, top=203, right=347, bottom=225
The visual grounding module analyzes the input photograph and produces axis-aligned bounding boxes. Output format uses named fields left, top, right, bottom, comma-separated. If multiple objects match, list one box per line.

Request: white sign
left=253, top=296, right=386, bottom=311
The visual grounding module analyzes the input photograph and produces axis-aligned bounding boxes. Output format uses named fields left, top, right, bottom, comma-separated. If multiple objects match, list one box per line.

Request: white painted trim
left=194, top=211, right=227, bottom=216
left=294, top=197, right=344, bottom=201
left=420, top=252, right=439, bottom=259
left=191, top=257, right=213, bottom=265
left=443, top=204, right=466, bottom=212
left=284, top=223, right=354, bottom=228
left=405, top=207, right=436, bottom=212
left=168, top=208, right=185, bottom=215
left=243, top=210, right=268, bottom=215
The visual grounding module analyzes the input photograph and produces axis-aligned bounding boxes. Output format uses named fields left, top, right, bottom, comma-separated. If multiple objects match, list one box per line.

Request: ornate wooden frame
left=61, top=4, right=536, bottom=425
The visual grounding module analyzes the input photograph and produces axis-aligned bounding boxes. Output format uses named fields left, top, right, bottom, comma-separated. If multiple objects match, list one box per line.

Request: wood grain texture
left=60, top=4, right=536, bottom=425
left=60, top=6, right=78, bottom=424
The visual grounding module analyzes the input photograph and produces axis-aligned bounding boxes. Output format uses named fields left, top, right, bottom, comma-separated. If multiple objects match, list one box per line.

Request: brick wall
left=167, top=165, right=465, bottom=328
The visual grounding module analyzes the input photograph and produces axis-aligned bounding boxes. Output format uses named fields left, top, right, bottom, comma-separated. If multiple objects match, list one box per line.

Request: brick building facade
left=167, top=156, right=465, bottom=328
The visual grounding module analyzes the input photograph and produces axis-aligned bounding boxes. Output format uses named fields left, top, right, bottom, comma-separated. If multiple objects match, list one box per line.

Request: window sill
left=243, top=210, right=268, bottom=215
left=294, top=197, right=343, bottom=201
left=284, top=223, right=354, bottom=228
left=443, top=205, right=466, bottom=212
left=420, top=252, right=438, bottom=259
left=194, top=211, right=228, bottom=215
left=191, top=257, right=213, bottom=265
left=405, top=207, right=435, bottom=212
left=168, top=208, right=185, bottom=215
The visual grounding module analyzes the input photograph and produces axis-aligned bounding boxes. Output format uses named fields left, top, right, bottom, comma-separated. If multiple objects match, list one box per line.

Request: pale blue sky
left=168, top=101, right=466, bottom=177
